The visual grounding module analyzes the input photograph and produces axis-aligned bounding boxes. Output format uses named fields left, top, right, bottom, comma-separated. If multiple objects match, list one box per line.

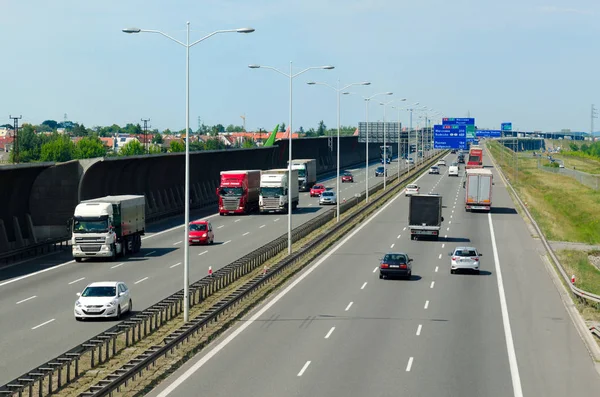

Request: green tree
left=71, top=123, right=88, bottom=137
left=123, top=123, right=143, bottom=135
left=279, top=122, right=286, bottom=132
left=241, top=137, right=255, bottom=148
left=169, top=140, right=185, bottom=152
left=198, top=123, right=210, bottom=135
left=317, top=120, right=327, bottom=136
left=569, top=142, right=579, bottom=151
left=298, top=126, right=305, bottom=135
left=0, top=124, right=12, bottom=129
left=581, top=143, right=589, bottom=154
left=163, top=128, right=173, bottom=135
left=149, top=145, right=163, bottom=154
left=305, top=127, right=317, bottom=137
left=190, top=140, right=205, bottom=151
left=40, top=134, right=76, bottom=162
left=205, top=138, right=226, bottom=150
left=41, top=120, right=58, bottom=130
left=152, top=133, right=164, bottom=144
left=11, top=123, right=42, bottom=162
left=76, top=136, right=107, bottom=159
left=226, top=124, right=236, bottom=133
left=119, top=140, right=145, bottom=156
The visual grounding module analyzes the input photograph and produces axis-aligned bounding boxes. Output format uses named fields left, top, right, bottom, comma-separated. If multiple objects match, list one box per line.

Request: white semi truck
left=288, top=159, right=317, bottom=192
left=259, top=169, right=299, bottom=214
left=71, top=195, right=146, bottom=262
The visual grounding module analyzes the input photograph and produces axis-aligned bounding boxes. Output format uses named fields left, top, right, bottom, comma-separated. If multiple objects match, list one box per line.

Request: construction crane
left=240, top=114, right=246, bottom=132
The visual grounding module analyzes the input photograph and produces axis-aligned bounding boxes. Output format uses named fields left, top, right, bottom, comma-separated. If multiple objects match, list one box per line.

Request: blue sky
left=1, top=0, right=599, bottom=133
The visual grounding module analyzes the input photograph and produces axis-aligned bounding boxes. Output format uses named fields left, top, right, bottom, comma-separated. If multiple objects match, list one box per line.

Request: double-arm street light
left=307, top=80, right=370, bottom=222
left=363, top=92, right=393, bottom=202
left=122, top=22, right=254, bottom=322
left=249, top=62, right=334, bottom=255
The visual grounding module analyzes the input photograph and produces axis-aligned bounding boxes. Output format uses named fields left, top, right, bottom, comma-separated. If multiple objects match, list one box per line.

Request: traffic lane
left=0, top=161, right=395, bottom=382
left=0, top=160, right=383, bottom=282
left=400, top=179, right=513, bottom=397
left=148, top=162, right=445, bottom=397
left=487, top=164, right=600, bottom=394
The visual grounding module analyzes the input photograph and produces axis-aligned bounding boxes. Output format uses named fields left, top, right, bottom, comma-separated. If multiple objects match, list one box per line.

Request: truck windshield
left=468, top=155, right=480, bottom=162
left=261, top=187, right=283, bottom=197
left=220, top=187, right=243, bottom=196
left=296, top=169, right=306, bottom=177
left=73, top=218, right=109, bottom=233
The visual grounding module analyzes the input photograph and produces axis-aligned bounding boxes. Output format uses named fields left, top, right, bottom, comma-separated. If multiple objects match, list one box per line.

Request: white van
left=449, top=164, right=459, bottom=176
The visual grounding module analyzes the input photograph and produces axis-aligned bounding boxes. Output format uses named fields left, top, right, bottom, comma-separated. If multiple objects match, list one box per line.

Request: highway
left=0, top=156, right=421, bottom=384
left=149, top=156, right=600, bottom=397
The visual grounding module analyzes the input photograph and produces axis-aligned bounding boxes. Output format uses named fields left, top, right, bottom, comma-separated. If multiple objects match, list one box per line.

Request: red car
left=310, top=184, right=326, bottom=197
left=188, top=220, right=214, bottom=245
left=341, top=172, right=354, bottom=183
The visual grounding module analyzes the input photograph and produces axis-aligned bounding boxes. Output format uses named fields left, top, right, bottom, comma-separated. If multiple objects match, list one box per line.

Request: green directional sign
left=466, top=125, right=476, bottom=141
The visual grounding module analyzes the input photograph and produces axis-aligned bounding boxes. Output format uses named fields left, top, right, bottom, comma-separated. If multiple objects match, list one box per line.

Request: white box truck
left=259, top=169, right=299, bottom=214
left=288, top=159, right=317, bottom=192
left=464, top=168, right=493, bottom=211
left=71, top=195, right=145, bottom=261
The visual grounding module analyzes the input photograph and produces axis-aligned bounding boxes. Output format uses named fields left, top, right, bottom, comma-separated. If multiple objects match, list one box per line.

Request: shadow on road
left=490, top=207, right=517, bottom=215
left=439, top=236, right=471, bottom=243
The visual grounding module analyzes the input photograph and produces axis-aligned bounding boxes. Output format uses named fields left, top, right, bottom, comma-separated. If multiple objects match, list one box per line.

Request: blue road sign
left=442, top=117, right=475, bottom=125
left=434, top=124, right=467, bottom=149
left=501, top=122, right=512, bottom=131
left=476, top=129, right=502, bottom=137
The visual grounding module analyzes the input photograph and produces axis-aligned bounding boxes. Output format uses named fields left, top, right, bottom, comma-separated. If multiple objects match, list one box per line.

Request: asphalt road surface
left=149, top=155, right=600, bottom=397
left=0, top=155, right=427, bottom=384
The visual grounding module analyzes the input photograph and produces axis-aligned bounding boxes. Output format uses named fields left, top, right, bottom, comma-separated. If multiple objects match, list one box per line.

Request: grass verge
left=487, top=141, right=600, bottom=244
left=52, top=155, right=441, bottom=397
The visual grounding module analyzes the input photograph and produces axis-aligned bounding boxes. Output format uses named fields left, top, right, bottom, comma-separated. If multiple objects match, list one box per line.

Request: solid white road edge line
left=488, top=212, right=524, bottom=397
left=154, top=167, right=428, bottom=396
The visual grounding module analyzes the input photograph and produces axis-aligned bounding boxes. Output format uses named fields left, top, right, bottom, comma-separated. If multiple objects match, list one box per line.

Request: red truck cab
left=217, top=170, right=261, bottom=215
left=466, top=147, right=483, bottom=169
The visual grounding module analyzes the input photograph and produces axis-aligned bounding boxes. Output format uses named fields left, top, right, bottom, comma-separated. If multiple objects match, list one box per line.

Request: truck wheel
left=110, top=245, right=116, bottom=261
left=75, top=257, right=82, bottom=263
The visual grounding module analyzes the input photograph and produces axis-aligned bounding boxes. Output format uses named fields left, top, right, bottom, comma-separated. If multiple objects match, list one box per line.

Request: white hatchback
left=74, top=281, right=132, bottom=320
left=449, top=247, right=483, bottom=274
left=405, top=184, right=420, bottom=196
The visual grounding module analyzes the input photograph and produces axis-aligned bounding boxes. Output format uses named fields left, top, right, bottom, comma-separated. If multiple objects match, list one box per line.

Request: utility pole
left=9, top=115, right=22, bottom=164
left=591, top=104, right=597, bottom=140
left=141, top=118, right=151, bottom=154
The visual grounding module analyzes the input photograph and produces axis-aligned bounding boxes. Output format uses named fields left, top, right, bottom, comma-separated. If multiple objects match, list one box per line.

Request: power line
left=141, top=118, right=151, bottom=154
left=9, top=115, right=22, bottom=164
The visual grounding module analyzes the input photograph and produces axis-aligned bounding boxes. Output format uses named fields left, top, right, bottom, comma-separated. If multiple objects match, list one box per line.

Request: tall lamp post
left=307, top=80, right=370, bottom=222
left=363, top=92, right=393, bottom=202
left=249, top=62, right=334, bottom=254
left=392, top=102, right=408, bottom=181
left=379, top=99, right=396, bottom=190
left=122, top=22, right=255, bottom=323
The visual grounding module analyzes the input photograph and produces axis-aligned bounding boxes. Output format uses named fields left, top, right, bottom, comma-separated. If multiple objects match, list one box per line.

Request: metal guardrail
left=486, top=143, right=600, bottom=305
left=0, top=152, right=446, bottom=397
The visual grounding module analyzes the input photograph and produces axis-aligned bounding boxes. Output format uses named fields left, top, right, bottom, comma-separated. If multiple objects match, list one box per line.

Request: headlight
left=202, top=233, right=207, bottom=238
left=75, top=300, right=82, bottom=307
left=106, top=300, right=117, bottom=307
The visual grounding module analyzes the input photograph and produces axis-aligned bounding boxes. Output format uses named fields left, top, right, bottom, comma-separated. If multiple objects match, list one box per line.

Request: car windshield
left=82, top=286, right=116, bottom=297
left=383, top=253, right=407, bottom=264
left=219, top=187, right=243, bottom=196
left=455, top=249, right=478, bottom=256
left=322, top=192, right=334, bottom=197
left=313, top=185, right=324, bottom=190
left=260, top=187, right=283, bottom=197
left=343, top=173, right=352, bottom=176
left=190, top=223, right=207, bottom=231
left=376, top=167, right=384, bottom=172
left=73, top=217, right=109, bottom=234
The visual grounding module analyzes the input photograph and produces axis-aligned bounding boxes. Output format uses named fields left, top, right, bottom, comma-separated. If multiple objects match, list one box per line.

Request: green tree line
left=567, top=142, right=600, bottom=160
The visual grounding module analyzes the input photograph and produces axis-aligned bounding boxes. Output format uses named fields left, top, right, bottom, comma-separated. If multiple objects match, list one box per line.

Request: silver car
left=449, top=247, right=482, bottom=274
left=319, top=191, right=337, bottom=205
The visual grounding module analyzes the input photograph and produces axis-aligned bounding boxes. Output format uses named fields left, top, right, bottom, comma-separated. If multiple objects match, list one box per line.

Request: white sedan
left=429, top=166, right=440, bottom=175
left=437, top=159, right=446, bottom=166
left=319, top=191, right=337, bottom=205
left=449, top=247, right=483, bottom=274
left=74, top=281, right=132, bottom=320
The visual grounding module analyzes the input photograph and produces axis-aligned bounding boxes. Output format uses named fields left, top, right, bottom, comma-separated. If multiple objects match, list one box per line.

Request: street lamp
left=392, top=101, right=408, bottom=181
left=307, top=80, right=370, bottom=222
left=363, top=92, right=393, bottom=202
left=249, top=62, right=334, bottom=254
left=379, top=99, right=403, bottom=190
left=123, top=22, right=254, bottom=323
